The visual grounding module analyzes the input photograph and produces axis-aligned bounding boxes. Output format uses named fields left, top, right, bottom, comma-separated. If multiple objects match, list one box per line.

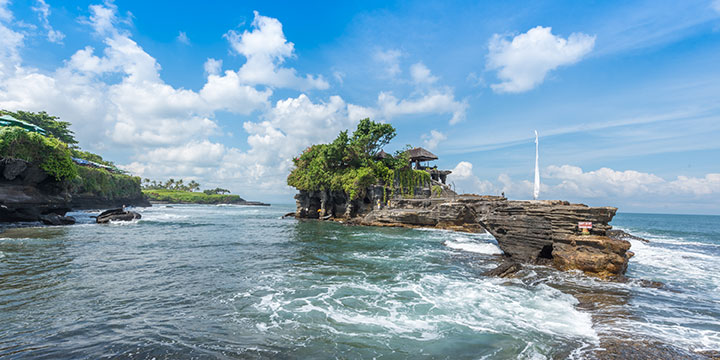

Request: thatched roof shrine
left=406, top=147, right=438, bottom=162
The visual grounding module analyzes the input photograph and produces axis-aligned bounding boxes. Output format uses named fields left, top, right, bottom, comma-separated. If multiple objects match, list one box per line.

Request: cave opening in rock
left=538, top=244, right=553, bottom=259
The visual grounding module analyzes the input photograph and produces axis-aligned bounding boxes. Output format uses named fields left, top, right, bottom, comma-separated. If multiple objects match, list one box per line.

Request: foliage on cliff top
left=0, top=126, right=77, bottom=180
left=1, top=109, right=77, bottom=146
left=70, top=166, right=143, bottom=200
left=142, top=189, right=246, bottom=204
left=287, top=118, right=429, bottom=200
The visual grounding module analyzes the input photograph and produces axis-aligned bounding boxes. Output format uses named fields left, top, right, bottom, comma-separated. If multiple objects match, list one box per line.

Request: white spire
left=533, top=130, right=540, bottom=200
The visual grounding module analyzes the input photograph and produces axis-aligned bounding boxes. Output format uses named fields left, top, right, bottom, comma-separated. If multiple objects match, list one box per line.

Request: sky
left=1, top=0, right=719, bottom=214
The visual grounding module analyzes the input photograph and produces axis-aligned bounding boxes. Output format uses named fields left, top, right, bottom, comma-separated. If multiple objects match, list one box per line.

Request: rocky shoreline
left=294, top=189, right=633, bottom=278
left=0, top=158, right=149, bottom=224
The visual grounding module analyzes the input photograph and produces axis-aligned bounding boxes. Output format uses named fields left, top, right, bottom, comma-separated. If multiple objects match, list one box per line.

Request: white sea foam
left=242, top=271, right=598, bottom=346
left=443, top=239, right=503, bottom=254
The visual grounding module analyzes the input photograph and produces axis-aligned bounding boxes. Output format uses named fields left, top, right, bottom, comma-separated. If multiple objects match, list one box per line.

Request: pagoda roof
left=406, top=147, right=438, bottom=161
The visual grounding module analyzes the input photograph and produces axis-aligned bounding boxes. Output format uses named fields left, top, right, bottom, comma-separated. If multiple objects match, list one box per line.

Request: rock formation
left=295, top=190, right=632, bottom=278
left=0, top=158, right=149, bottom=223
left=95, top=208, right=141, bottom=223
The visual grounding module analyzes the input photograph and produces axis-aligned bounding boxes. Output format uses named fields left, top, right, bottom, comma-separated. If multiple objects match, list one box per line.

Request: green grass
left=142, top=189, right=246, bottom=204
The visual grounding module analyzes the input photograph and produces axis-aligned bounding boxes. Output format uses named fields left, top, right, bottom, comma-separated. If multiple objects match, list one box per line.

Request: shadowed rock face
left=295, top=191, right=631, bottom=277
left=0, top=158, right=149, bottom=223
left=0, top=159, right=72, bottom=222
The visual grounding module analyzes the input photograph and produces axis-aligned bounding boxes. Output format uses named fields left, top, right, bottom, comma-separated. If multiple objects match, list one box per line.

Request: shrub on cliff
left=69, top=166, right=142, bottom=200
left=0, top=126, right=77, bottom=180
left=287, top=118, right=429, bottom=200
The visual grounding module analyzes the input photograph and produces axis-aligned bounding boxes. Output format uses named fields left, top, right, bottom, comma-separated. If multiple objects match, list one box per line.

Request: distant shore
left=142, top=189, right=269, bottom=206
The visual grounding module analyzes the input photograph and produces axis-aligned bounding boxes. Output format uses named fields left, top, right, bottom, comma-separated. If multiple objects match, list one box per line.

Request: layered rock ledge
left=295, top=190, right=632, bottom=277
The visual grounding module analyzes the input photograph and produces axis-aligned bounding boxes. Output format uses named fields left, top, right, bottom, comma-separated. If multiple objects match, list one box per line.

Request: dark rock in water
left=607, top=229, right=650, bottom=243
left=282, top=212, right=295, bottom=218
left=96, top=208, right=141, bottom=223
left=39, top=213, right=76, bottom=225
left=483, top=261, right=522, bottom=278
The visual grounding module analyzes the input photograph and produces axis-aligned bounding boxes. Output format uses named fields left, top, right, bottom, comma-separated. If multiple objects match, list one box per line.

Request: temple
left=405, top=147, right=452, bottom=184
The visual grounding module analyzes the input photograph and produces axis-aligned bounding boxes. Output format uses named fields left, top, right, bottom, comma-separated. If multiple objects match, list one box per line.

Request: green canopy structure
left=0, top=114, right=47, bottom=135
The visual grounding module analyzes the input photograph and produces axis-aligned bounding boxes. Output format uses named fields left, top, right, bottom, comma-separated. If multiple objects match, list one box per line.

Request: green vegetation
left=0, top=126, right=77, bottom=180
left=1, top=110, right=77, bottom=146
left=142, top=178, right=200, bottom=192
left=432, top=185, right=443, bottom=197
left=287, top=118, right=430, bottom=200
left=70, top=166, right=142, bottom=200
left=142, top=189, right=245, bottom=204
left=1, top=109, right=143, bottom=202
left=203, top=188, right=230, bottom=195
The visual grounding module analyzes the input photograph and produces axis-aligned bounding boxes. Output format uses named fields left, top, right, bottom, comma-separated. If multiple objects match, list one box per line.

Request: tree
left=1, top=110, right=77, bottom=146
left=187, top=180, right=200, bottom=192
left=349, top=118, right=396, bottom=162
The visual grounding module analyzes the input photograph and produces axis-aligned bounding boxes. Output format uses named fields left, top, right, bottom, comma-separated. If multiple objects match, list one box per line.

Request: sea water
left=0, top=206, right=718, bottom=359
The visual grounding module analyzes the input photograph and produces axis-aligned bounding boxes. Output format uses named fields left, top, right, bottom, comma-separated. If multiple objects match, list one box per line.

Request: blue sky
left=1, top=0, right=719, bottom=213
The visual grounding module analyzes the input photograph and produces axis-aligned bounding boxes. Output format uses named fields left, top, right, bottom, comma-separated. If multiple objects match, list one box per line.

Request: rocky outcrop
left=39, top=213, right=76, bottom=225
left=95, top=208, right=141, bottom=223
left=0, top=158, right=149, bottom=223
left=0, top=158, right=72, bottom=222
left=295, top=190, right=632, bottom=277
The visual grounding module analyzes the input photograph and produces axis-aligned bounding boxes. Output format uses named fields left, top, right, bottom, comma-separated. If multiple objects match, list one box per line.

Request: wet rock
left=282, top=212, right=295, bottom=218
left=552, top=235, right=632, bottom=278
left=39, top=213, right=76, bottom=225
left=607, top=229, right=650, bottom=243
left=2, top=158, right=27, bottom=180
left=96, top=208, right=141, bottom=223
left=483, top=261, right=522, bottom=278
left=586, top=338, right=711, bottom=360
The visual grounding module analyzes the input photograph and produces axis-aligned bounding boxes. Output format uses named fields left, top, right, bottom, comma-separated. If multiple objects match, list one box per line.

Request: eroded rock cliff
left=295, top=191, right=632, bottom=278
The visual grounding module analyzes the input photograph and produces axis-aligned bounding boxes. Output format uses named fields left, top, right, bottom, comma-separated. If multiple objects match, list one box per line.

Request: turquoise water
left=0, top=206, right=718, bottom=358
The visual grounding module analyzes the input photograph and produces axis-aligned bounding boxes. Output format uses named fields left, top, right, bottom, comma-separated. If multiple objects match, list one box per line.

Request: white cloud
left=32, top=0, right=65, bottom=44
left=374, top=49, right=402, bottom=78
left=446, top=163, right=720, bottom=213
left=0, top=3, right=272, bottom=150
left=224, top=11, right=328, bottom=90
left=448, top=161, right=499, bottom=195
left=176, top=31, right=189, bottom=45
left=410, top=62, right=438, bottom=84
left=0, top=0, right=12, bottom=22
left=487, top=26, right=595, bottom=93
left=421, top=129, right=446, bottom=150
left=377, top=90, right=467, bottom=125
left=203, top=58, right=222, bottom=75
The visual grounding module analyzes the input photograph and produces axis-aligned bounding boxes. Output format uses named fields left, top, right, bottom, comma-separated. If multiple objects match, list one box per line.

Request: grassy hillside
left=142, top=189, right=246, bottom=204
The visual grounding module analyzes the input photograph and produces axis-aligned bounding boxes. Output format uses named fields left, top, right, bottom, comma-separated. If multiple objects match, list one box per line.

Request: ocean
left=0, top=205, right=718, bottom=359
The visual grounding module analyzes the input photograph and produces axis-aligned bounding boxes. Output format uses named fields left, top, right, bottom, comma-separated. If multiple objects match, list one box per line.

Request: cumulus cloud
left=224, top=11, right=328, bottom=90
left=448, top=162, right=720, bottom=212
left=487, top=26, right=595, bottom=93
left=0, top=4, right=277, bottom=150
left=376, top=90, right=467, bottom=125
left=374, top=49, right=402, bottom=78
left=410, top=62, right=438, bottom=84
left=421, top=129, right=446, bottom=150
left=203, top=58, right=222, bottom=75
left=32, top=0, right=65, bottom=44
left=448, top=161, right=499, bottom=195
